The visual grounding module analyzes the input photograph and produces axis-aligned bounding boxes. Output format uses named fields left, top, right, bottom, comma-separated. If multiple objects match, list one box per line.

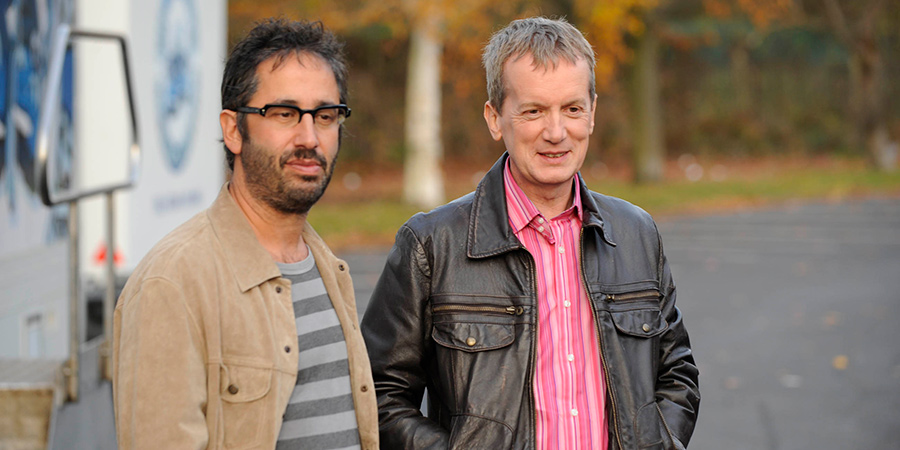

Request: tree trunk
left=824, top=0, right=895, bottom=171
left=627, top=22, right=665, bottom=183
left=403, top=18, right=445, bottom=209
left=850, top=35, right=894, bottom=170
left=730, top=38, right=752, bottom=112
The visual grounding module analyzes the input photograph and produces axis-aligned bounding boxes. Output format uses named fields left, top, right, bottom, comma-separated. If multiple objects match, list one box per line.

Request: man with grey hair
left=362, top=16, right=699, bottom=449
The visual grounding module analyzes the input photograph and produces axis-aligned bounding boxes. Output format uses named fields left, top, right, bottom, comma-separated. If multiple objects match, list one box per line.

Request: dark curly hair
left=220, top=18, right=348, bottom=170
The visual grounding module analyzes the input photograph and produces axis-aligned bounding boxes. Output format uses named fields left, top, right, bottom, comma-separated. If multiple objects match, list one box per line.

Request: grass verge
left=309, top=157, right=900, bottom=251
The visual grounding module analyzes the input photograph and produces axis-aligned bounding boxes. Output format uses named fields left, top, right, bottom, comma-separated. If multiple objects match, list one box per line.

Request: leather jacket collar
left=467, top=153, right=617, bottom=259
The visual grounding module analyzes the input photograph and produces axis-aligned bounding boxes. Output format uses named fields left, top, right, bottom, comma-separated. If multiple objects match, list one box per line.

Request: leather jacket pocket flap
left=611, top=309, right=668, bottom=338
left=221, top=364, right=273, bottom=403
left=433, top=322, right=515, bottom=352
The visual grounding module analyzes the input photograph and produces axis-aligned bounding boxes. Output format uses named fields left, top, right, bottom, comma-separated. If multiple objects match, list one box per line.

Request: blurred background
left=228, top=0, right=900, bottom=249
left=0, top=0, right=898, bottom=448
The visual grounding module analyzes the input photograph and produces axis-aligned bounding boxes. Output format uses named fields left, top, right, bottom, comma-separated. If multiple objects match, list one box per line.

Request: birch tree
left=233, top=0, right=528, bottom=209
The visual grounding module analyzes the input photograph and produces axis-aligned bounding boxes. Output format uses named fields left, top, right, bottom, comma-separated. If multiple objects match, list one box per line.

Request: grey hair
left=482, top=17, right=596, bottom=113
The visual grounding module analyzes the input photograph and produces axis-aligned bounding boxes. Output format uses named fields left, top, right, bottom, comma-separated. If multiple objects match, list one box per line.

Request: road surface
left=341, top=196, right=900, bottom=450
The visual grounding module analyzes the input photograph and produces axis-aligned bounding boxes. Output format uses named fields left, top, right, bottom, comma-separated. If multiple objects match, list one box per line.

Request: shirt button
left=567, top=354, right=575, bottom=362
left=564, top=300, right=571, bottom=308
left=558, top=247, right=565, bottom=254
left=537, top=226, right=544, bottom=232
left=538, top=217, right=545, bottom=224
left=571, top=408, right=578, bottom=417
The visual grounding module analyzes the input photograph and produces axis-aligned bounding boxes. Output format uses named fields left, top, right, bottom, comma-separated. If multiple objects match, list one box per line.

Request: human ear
left=220, top=109, right=243, bottom=155
left=483, top=101, right=503, bottom=141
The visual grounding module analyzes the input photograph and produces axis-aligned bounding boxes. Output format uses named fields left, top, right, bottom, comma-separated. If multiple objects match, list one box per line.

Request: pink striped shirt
left=504, top=162, right=608, bottom=450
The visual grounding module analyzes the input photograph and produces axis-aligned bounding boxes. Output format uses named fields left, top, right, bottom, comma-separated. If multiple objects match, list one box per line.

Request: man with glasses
left=113, top=19, right=378, bottom=449
left=362, top=17, right=699, bottom=449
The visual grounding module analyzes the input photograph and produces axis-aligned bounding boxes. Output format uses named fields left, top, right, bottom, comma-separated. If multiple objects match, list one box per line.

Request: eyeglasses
left=233, top=104, right=351, bottom=129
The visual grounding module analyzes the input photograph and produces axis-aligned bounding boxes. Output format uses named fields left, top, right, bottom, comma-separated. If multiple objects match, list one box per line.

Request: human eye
left=520, top=108, right=542, bottom=119
left=267, top=106, right=298, bottom=124
left=314, top=108, right=338, bottom=126
left=565, top=105, right=585, bottom=116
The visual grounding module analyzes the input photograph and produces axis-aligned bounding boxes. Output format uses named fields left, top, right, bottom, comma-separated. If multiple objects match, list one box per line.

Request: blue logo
left=155, top=0, right=199, bottom=172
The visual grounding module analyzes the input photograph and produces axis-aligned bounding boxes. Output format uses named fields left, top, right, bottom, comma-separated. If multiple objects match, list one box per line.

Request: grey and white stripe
left=276, top=250, right=360, bottom=450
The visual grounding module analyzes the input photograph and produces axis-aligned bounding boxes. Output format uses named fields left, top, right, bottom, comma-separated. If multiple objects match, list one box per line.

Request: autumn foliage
left=229, top=0, right=899, bottom=172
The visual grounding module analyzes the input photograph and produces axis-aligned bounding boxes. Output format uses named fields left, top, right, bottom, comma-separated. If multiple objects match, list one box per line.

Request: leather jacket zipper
left=432, top=304, right=522, bottom=315
left=525, top=251, right=539, bottom=449
left=606, top=289, right=659, bottom=302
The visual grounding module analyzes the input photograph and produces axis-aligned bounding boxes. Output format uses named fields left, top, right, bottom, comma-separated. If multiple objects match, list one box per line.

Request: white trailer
left=0, top=0, right=225, bottom=447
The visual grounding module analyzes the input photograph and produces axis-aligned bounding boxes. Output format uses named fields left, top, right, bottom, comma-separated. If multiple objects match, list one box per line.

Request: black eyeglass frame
left=233, top=103, right=352, bottom=125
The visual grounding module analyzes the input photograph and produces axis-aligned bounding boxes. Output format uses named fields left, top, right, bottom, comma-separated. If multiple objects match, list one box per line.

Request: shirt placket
left=558, top=217, right=581, bottom=440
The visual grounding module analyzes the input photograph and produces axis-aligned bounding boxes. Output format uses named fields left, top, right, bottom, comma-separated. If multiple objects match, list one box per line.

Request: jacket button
left=361, top=385, right=368, bottom=392
left=284, top=346, right=291, bottom=353
left=466, top=337, right=476, bottom=347
left=338, top=263, right=346, bottom=271
left=642, top=323, right=651, bottom=332
left=227, top=384, right=239, bottom=395
left=275, top=286, right=283, bottom=294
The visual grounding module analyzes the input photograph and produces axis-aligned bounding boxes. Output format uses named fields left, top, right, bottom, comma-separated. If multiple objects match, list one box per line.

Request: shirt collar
left=503, top=159, right=583, bottom=234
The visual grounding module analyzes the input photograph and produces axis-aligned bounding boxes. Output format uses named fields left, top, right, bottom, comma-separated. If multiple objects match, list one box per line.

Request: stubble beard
left=240, top=138, right=337, bottom=216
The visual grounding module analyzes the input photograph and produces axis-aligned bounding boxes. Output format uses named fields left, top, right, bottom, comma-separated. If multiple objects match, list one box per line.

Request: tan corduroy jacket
left=113, top=184, right=378, bottom=449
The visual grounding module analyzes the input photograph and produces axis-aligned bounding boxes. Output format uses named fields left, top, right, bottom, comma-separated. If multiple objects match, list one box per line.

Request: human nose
left=542, top=111, right=567, bottom=144
left=291, top=113, right=319, bottom=149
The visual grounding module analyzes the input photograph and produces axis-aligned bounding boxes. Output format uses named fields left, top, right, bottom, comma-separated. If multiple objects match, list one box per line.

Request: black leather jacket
left=362, top=154, right=700, bottom=449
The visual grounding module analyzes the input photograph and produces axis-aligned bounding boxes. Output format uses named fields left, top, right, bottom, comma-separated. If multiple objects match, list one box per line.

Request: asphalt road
left=340, top=196, right=900, bottom=450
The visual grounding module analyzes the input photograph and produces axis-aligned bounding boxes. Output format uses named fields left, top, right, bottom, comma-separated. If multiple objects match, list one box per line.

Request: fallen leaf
left=832, top=355, right=849, bottom=370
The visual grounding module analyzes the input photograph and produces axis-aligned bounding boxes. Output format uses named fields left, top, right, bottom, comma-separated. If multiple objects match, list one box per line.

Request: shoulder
left=401, top=191, right=475, bottom=239
left=592, top=191, right=655, bottom=224
left=119, top=210, right=221, bottom=303
left=588, top=190, right=662, bottom=243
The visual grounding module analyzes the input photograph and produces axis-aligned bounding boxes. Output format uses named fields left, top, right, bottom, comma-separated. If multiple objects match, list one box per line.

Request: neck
left=228, top=179, right=310, bottom=264
left=514, top=175, right=576, bottom=219
left=528, top=189, right=574, bottom=219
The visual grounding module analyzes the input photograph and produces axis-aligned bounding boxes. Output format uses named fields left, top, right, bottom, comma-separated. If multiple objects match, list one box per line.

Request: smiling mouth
left=540, top=151, right=568, bottom=159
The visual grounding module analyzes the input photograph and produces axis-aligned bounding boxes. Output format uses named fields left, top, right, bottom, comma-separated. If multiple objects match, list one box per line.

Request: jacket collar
left=207, top=183, right=334, bottom=292
left=207, top=184, right=282, bottom=292
left=467, top=153, right=615, bottom=259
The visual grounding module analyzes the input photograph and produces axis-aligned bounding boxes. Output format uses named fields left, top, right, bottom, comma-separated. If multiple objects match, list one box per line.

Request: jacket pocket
left=431, top=303, right=521, bottom=352
left=220, top=364, right=273, bottom=449
left=634, top=401, right=664, bottom=448
left=635, top=401, right=684, bottom=449
left=448, top=413, right=514, bottom=449
left=605, top=289, right=668, bottom=338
